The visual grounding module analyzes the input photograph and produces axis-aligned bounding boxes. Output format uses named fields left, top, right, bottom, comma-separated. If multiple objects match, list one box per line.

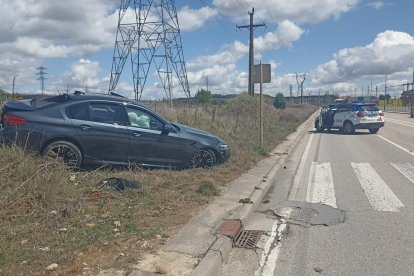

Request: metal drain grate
left=233, top=230, right=263, bottom=249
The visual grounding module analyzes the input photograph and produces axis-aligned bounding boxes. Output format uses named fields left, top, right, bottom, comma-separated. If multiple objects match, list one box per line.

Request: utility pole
left=237, top=8, right=266, bottom=97
left=36, top=66, right=47, bottom=95
left=295, top=73, right=307, bottom=104
left=12, top=75, right=18, bottom=96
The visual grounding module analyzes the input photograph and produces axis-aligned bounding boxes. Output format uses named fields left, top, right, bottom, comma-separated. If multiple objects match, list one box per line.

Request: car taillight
left=357, top=112, right=366, bottom=118
left=4, top=114, right=27, bottom=125
left=379, top=112, right=384, bottom=116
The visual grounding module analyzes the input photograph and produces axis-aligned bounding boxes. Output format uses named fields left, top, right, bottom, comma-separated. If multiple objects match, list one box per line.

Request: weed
left=197, top=181, right=219, bottom=197
left=239, top=198, right=253, bottom=204
left=253, top=144, right=269, bottom=157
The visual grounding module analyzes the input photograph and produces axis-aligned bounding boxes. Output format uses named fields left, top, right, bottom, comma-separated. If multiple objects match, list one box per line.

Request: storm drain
left=233, top=230, right=263, bottom=249
left=216, top=220, right=263, bottom=249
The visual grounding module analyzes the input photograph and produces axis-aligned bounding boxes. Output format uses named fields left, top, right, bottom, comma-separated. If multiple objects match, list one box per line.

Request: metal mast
left=109, top=0, right=190, bottom=101
left=36, top=66, right=47, bottom=95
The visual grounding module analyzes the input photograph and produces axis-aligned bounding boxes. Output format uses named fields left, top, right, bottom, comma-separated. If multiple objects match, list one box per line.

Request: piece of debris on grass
left=314, top=267, right=323, bottom=273
left=46, top=263, right=59, bottom=271
left=88, top=191, right=112, bottom=202
left=99, top=177, right=141, bottom=192
left=239, top=198, right=253, bottom=204
left=196, top=182, right=219, bottom=196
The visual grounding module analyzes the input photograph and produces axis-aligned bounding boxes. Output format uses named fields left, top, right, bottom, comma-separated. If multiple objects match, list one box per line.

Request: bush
left=273, top=93, right=286, bottom=109
left=195, top=89, right=212, bottom=104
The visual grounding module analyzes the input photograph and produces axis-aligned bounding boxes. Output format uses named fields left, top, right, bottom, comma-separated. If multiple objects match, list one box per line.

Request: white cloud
left=312, top=31, right=414, bottom=84
left=178, top=6, right=218, bottom=31
left=0, top=0, right=118, bottom=59
left=368, top=1, right=385, bottom=10
left=255, top=20, right=305, bottom=57
left=212, top=0, right=358, bottom=24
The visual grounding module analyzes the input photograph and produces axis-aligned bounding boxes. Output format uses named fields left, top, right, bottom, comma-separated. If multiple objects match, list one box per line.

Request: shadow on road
left=307, top=130, right=373, bottom=136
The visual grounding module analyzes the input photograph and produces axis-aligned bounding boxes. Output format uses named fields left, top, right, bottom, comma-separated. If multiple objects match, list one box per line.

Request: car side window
left=125, top=107, right=163, bottom=131
left=89, top=103, right=127, bottom=125
left=66, top=103, right=90, bottom=121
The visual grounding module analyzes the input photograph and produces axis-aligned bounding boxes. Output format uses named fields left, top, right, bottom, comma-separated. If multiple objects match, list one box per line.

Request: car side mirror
left=161, top=124, right=173, bottom=135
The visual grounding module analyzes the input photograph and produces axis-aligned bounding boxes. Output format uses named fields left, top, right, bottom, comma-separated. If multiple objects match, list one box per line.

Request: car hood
left=172, top=123, right=225, bottom=144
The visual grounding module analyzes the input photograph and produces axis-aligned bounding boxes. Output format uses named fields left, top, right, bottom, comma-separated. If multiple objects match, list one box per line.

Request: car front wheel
left=42, top=141, right=82, bottom=169
left=189, top=149, right=217, bottom=169
left=369, top=128, right=379, bottom=134
left=343, top=121, right=355, bottom=135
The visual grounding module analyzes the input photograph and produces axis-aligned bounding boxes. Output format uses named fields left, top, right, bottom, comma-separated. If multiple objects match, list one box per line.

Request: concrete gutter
left=130, top=112, right=316, bottom=276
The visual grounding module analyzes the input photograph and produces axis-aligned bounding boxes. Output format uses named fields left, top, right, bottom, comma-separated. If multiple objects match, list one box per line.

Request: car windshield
left=359, top=105, right=380, bottom=112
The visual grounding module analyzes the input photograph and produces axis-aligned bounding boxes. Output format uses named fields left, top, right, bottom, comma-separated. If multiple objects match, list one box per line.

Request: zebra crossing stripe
left=351, top=163, right=404, bottom=212
left=306, top=162, right=337, bottom=208
left=391, top=163, right=414, bottom=185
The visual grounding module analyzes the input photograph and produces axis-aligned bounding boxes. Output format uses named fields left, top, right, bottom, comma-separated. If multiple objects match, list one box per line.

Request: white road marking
left=288, top=132, right=314, bottom=200
left=386, top=118, right=414, bottom=128
left=306, top=162, right=337, bottom=208
left=351, top=163, right=404, bottom=212
left=255, top=218, right=289, bottom=276
left=391, top=163, right=414, bottom=185
left=377, top=135, right=414, bottom=158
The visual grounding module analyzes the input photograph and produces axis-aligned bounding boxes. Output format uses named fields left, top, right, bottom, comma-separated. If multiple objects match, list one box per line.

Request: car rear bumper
left=355, top=122, right=384, bottom=129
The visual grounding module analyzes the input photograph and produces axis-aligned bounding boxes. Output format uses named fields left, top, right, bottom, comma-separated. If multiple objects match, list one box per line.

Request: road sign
left=253, top=64, right=271, bottom=83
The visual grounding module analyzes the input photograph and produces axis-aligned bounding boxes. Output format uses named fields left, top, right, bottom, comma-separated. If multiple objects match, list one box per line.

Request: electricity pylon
left=109, top=0, right=190, bottom=101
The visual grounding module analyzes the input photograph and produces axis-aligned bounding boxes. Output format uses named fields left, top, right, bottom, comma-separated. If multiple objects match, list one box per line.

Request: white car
left=315, top=103, right=384, bottom=134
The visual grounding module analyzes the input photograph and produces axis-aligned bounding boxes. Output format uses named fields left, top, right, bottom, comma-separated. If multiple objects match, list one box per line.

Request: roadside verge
left=129, top=112, right=317, bottom=276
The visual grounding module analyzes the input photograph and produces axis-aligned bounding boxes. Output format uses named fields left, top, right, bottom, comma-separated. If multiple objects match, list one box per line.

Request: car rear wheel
left=189, top=149, right=217, bottom=169
left=369, top=128, right=379, bottom=134
left=43, top=141, right=82, bottom=169
left=343, top=121, right=355, bottom=135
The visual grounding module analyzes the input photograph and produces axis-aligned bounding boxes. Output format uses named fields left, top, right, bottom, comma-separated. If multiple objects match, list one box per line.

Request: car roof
left=36, top=93, right=146, bottom=107
left=329, top=102, right=376, bottom=108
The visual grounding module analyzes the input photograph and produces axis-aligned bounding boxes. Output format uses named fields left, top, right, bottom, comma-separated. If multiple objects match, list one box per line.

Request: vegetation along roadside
left=0, top=92, right=316, bottom=275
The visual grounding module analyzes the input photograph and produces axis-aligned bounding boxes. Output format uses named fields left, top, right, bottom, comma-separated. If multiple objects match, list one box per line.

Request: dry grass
left=0, top=93, right=316, bottom=275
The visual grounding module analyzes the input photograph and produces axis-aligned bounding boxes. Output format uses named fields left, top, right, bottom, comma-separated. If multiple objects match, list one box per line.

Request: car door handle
left=133, top=132, right=142, bottom=137
left=80, top=125, right=92, bottom=131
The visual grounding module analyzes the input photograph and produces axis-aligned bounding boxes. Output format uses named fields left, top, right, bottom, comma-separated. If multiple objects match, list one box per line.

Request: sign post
left=253, top=63, right=271, bottom=146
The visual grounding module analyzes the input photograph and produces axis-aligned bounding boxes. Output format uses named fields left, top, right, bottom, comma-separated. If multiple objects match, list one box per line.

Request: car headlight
left=219, top=144, right=228, bottom=150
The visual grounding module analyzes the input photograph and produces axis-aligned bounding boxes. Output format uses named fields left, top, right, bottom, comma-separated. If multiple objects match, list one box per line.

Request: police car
left=315, top=103, right=384, bottom=134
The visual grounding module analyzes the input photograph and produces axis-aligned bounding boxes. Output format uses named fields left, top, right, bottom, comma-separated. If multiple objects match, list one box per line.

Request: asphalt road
left=221, top=112, right=414, bottom=276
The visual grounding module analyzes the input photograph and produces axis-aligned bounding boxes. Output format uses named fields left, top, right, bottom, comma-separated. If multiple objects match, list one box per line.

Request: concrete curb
left=190, top=112, right=317, bottom=276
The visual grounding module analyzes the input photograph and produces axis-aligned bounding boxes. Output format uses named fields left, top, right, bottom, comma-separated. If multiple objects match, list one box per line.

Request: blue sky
left=0, top=0, right=413, bottom=99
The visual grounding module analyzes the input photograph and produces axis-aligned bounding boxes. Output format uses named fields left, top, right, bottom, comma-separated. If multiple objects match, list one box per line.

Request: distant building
left=400, top=90, right=413, bottom=106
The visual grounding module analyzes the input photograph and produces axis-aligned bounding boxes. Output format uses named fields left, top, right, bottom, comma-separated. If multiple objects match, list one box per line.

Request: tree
left=195, top=89, right=212, bottom=104
left=273, top=93, right=286, bottom=109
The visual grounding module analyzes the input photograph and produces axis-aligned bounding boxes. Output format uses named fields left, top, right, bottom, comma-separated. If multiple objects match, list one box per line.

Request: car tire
left=369, top=128, right=379, bottom=134
left=42, top=141, right=82, bottom=169
left=343, top=121, right=355, bottom=135
left=189, top=148, right=217, bottom=169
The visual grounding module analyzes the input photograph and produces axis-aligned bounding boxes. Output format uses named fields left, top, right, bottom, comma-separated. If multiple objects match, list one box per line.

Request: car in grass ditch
left=315, top=102, right=385, bottom=134
left=0, top=93, right=230, bottom=169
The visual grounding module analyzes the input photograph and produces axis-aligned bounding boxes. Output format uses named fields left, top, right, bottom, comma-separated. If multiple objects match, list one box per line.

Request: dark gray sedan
left=0, top=94, right=230, bottom=169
